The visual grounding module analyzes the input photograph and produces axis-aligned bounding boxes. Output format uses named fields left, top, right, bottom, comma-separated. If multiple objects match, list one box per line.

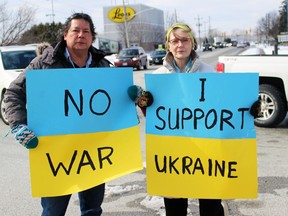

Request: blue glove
left=250, top=100, right=263, bottom=119
left=127, top=85, right=153, bottom=108
left=11, top=124, right=38, bottom=149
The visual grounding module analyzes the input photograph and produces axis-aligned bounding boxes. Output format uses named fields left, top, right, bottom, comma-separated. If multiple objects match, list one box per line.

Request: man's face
left=64, top=19, right=93, bottom=52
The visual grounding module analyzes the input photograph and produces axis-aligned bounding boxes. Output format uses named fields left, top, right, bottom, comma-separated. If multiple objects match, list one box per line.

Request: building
left=103, top=4, right=165, bottom=51
left=278, top=32, right=288, bottom=44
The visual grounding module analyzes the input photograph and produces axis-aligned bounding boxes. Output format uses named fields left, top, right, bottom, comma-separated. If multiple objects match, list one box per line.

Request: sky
left=5, top=0, right=285, bottom=36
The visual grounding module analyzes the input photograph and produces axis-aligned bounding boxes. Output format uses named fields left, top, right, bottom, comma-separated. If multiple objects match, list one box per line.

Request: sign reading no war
left=26, top=68, right=143, bottom=197
left=145, top=72, right=259, bottom=199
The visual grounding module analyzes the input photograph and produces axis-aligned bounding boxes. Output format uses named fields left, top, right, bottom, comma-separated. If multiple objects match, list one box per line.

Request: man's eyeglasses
left=169, top=37, right=191, bottom=46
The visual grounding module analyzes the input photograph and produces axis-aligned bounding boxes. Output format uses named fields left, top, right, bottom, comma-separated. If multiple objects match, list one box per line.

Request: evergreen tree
left=279, top=0, right=287, bottom=33
left=19, top=22, right=63, bottom=45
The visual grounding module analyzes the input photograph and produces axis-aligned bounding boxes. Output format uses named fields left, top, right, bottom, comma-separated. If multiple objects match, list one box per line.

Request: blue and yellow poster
left=145, top=72, right=258, bottom=199
left=26, top=68, right=143, bottom=197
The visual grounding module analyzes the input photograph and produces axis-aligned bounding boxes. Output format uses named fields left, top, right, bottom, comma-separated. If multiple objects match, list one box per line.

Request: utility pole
left=46, top=0, right=55, bottom=23
left=123, top=0, right=130, bottom=48
left=174, top=9, right=178, bottom=22
left=208, top=16, right=211, bottom=40
left=195, top=15, right=202, bottom=48
left=286, top=0, right=288, bottom=31
left=203, top=21, right=207, bottom=38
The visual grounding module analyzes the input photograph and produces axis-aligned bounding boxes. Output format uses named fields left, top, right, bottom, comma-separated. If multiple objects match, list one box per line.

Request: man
left=4, top=13, right=111, bottom=216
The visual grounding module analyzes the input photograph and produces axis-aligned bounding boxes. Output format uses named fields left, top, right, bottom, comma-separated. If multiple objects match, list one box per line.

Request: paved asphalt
left=1, top=62, right=288, bottom=215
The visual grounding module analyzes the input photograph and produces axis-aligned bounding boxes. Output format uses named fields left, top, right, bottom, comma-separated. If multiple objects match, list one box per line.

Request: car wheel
left=143, top=58, right=148, bottom=70
left=136, top=62, right=141, bottom=70
left=254, top=84, right=287, bottom=127
left=0, top=95, right=9, bottom=125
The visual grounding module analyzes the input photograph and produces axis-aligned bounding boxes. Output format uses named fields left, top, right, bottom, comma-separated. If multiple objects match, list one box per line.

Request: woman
left=153, top=22, right=226, bottom=216
left=129, top=22, right=260, bottom=216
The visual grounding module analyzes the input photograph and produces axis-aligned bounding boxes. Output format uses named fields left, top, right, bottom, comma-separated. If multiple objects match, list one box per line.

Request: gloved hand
left=250, top=99, right=263, bottom=119
left=127, top=85, right=154, bottom=108
left=127, top=85, right=154, bottom=117
left=11, top=124, right=38, bottom=149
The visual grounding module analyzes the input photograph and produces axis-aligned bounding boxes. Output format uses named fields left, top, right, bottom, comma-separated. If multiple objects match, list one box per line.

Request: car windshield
left=2, top=50, right=36, bottom=70
left=119, top=49, right=139, bottom=56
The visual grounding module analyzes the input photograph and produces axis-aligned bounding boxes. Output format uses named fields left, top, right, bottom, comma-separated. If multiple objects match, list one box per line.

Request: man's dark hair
left=62, top=12, right=97, bottom=41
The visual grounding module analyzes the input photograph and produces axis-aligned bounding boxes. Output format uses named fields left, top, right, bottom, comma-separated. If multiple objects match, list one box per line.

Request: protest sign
left=26, top=68, right=143, bottom=197
left=145, top=72, right=258, bottom=199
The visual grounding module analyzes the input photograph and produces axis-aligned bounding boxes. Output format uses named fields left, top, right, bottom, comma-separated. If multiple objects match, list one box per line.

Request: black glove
left=127, top=85, right=153, bottom=108
left=250, top=100, right=263, bottom=119
left=11, top=124, right=38, bottom=149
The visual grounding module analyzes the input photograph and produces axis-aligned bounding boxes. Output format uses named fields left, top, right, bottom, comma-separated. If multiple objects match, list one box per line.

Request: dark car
left=214, top=42, right=224, bottom=48
left=231, top=41, right=238, bottom=47
left=203, top=43, right=213, bottom=51
left=114, top=47, right=148, bottom=70
left=149, top=49, right=166, bottom=65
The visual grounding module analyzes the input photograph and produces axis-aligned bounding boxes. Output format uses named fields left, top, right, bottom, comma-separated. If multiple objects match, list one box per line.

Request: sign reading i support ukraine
left=145, top=72, right=258, bottom=199
left=26, top=68, right=143, bottom=197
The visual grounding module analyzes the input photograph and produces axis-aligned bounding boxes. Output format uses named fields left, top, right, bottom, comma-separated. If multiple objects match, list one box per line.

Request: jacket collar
left=163, top=52, right=201, bottom=73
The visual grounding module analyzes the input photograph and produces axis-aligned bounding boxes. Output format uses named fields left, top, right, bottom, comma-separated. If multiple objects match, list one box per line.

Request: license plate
left=122, top=62, right=127, bottom=66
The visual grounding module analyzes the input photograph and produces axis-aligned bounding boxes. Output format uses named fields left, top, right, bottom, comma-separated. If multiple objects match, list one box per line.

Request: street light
left=46, top=0, right=55, bottom=23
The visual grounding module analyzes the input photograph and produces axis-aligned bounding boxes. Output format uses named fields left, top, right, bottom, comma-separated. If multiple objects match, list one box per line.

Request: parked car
left=0, top=45, right=37, bottom=125
left=114, top=47, right=148, bottom=70
left=217, top=53, right=288, bottom=127
left=104, top=54, right=117, bottom=66
left=214, top=42, right=224, bottom=48
left=149, top=49, right=166, bottom=65
left=237, top=42, right=247, bottom=48
left=202, top=43, right=213, bottom=51
left=231, top=41, right=238, bottom=47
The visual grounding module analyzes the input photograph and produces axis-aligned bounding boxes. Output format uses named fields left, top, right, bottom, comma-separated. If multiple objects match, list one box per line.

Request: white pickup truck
left=216, top=53, right=288, bottom=128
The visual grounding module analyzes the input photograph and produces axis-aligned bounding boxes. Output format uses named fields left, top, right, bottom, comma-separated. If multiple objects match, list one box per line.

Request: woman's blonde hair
left=165, top=23, right=198, bottom=53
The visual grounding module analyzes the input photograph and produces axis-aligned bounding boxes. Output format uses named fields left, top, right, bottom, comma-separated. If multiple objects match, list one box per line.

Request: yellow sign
left=30, top=127, right=143, bottom=197
left=108, top=6, right=136, bottom=23
left=146, top=135, right=257, bottom=199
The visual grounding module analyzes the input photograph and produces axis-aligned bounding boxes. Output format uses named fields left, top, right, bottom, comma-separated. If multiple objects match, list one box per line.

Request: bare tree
left=257, top=10, right=280, bottom=54
left=115, top=21, right=164, bottom=50
left=165, top=11, right=177, bottom=30
left=0, top=2, right=36, bottom=45
left=115, top=23, right=127, bottom=48
left=128, top=23, right=164, bottom=45
left=257, top=11, right=280, bottom=42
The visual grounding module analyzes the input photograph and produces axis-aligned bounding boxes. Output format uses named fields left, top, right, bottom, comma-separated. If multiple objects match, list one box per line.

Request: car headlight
left=114, top=59, right=120, bottom=62
left=132, top=57, right=139, bottom=61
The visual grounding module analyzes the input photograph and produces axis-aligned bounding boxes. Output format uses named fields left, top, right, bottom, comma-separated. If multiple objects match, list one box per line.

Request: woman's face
left=168, top=28, right=192, bottom=61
